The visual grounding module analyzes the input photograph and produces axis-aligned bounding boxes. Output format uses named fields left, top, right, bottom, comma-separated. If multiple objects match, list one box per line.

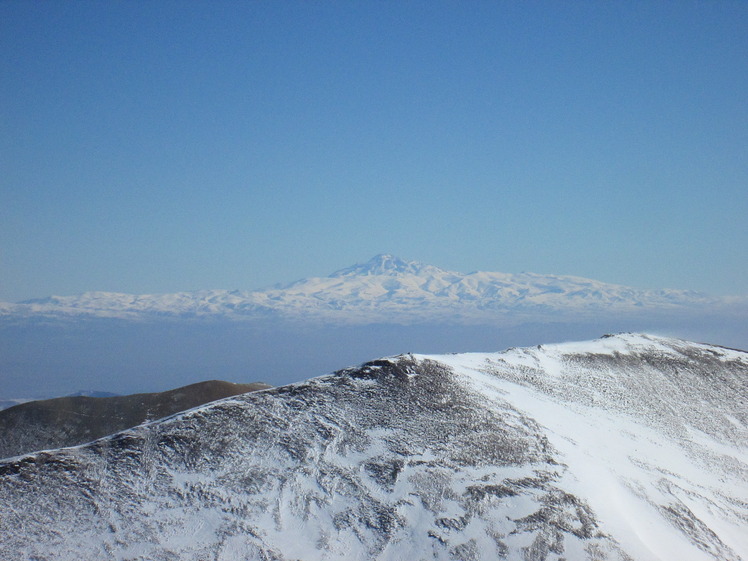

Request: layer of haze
left=2, top=1, right=747, bottom=302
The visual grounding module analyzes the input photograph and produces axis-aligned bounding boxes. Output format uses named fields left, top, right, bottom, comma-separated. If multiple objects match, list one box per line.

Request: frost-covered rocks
left=0, top=334, right=746, bottom=560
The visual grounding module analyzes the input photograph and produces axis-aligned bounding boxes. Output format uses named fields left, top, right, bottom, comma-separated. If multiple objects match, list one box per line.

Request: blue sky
left=1, top=1, right=746, bottom=302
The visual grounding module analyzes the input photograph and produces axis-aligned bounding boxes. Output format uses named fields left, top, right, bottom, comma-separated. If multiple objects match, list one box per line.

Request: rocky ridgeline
left=0, top=334, right=745, bottom=560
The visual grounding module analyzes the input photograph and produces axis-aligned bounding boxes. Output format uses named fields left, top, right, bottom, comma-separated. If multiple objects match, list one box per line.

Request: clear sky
left=1, top=1, right=746, bottom=302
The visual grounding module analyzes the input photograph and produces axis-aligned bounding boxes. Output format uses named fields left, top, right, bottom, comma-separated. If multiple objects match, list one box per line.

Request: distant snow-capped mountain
left=1, top=334, right=745, bottom=560
left=0, top=254, right=736, bottom=324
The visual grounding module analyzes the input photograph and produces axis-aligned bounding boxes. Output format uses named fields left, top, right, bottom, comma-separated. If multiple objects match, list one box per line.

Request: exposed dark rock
left=0, top=334, right=744, bottom=560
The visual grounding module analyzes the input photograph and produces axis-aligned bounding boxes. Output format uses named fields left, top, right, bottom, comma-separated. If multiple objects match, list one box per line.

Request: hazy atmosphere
left=2, top=2, right=748, bottom=398
left=2, top=5, right=748, bottom=559
left=2, top=1, right=747, bottom=303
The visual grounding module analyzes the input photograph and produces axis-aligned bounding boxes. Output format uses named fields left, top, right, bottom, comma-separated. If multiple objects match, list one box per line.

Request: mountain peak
left=330, top=254, right=436, bottom=277
left=1, top=335, right=746, bottom=559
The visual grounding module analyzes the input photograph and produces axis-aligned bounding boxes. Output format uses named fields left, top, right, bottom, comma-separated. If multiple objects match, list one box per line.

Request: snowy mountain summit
left=1, top=333, right=746, bottom=560
left=1, top=255, right=735, bottom=324
left=331, top=253, right=446, bottom=277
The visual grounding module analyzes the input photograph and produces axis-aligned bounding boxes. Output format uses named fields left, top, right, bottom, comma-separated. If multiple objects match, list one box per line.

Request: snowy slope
left=0, top=255, right=737, bottom=324
left=0, top=334, right=745, bottom=560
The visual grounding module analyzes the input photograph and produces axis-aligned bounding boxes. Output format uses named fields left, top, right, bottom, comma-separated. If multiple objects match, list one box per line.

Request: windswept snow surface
left=1, top=255, right=740, bottom=324
left=0, top=334, right=746, bottom=560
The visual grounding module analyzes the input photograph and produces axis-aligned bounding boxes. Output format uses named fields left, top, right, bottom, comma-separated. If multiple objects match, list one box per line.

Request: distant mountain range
left=1, top=334, right=745, bottom=560
left=1, top=254, right=742, bottom=325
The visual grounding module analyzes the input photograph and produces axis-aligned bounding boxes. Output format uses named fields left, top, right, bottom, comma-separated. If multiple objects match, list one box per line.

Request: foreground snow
left=0, top=334, right=745, bottom=560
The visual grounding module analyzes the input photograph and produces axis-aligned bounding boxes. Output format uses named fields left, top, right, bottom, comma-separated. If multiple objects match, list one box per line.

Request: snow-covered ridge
left=1, top=254, right=741, bottom=323
left=0, top=333, right=745, bottom=560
